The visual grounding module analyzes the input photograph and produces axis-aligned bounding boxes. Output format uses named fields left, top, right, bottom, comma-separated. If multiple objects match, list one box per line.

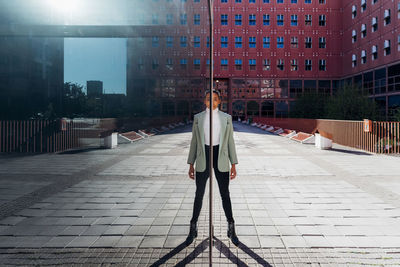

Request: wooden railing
left=253, top=118, right=400, bottom=154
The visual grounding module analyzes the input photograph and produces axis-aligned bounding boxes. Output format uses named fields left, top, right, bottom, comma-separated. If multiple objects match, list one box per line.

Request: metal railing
left=253, top=117, right=400, bottom=154
left=0, top=118, right=118, bottom=153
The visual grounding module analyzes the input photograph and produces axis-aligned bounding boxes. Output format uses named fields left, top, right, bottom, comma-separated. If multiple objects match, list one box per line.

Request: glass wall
left=0, top=0, right=210, bottom=120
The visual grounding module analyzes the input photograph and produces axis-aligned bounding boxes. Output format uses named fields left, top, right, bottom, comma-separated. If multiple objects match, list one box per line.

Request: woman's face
left=204, top=92, right=221, bottom=110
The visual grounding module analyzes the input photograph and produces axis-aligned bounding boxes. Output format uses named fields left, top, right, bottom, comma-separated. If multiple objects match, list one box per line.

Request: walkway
left=0, top=121, right=400, bottom=266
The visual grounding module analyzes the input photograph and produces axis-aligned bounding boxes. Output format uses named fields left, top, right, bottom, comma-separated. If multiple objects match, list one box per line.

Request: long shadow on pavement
left=149, top=236, right=273, bottom=267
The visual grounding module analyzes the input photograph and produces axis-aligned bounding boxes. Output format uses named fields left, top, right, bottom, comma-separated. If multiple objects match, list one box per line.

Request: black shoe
left=185, top=221, right=198, bottom=245
left=227, top=221, right=239, bottom=246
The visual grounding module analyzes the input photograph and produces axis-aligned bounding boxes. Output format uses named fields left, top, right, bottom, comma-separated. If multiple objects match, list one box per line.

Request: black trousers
left=190, top=144, right=234, bottom=224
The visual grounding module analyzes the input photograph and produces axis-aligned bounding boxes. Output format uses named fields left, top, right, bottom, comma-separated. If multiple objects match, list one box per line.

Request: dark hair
left=204, top=89, right=221, bottom=99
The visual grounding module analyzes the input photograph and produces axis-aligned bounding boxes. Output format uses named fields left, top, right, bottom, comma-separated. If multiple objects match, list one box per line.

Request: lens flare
left=47, top=0, right=79, bottom=14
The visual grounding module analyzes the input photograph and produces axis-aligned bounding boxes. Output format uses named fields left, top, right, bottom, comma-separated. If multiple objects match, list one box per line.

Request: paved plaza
left=0, top=122, right=400, bottom=266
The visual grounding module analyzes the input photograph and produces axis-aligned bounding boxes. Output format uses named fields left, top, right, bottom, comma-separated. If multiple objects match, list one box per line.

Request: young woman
left=186, top=89, right=239, bottom=246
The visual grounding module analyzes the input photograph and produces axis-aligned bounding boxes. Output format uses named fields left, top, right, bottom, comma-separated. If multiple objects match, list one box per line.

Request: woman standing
left=186, top=89, right=239, bottom=246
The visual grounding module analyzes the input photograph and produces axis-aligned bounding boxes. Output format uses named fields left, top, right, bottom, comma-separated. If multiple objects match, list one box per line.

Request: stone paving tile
left=0, top=122, right=400, bottom=265
left=0, top=155, right=112, bottom=175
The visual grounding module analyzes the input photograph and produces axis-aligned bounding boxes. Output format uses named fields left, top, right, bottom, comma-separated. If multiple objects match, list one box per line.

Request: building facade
left=127, top=0, right=400, bottom=120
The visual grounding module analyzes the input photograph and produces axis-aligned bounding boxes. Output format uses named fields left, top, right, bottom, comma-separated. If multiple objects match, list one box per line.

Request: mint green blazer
left=187, top=109, right=238, bottom=172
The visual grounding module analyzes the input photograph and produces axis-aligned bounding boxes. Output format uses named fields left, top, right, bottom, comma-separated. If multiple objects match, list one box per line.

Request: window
left=194, top=58, right=201, bottom=69
left=291, top=0, right=298, bottom=3
left=180, top=13, right=187, bottom=25
left=250, top=0, right=256, bottom=3
left=263, top=14, right=270, bottom=25
left=263, top=0, right=270, bottom=2
left=137, top=58, right=144, bottom=70
left=221, top=14, right=228, bottom=25
left=277, top=0, right=284, bottom=3
left=221, top=0, right=228, bottom=2
left=166, top=58, right=174, bottom=70
left=263, top=37, right=271, bottom=48
left=372, top=17, right=378, bottom=32
left=180, top=58, right=187, bottom=69
left=249, top=14, right=256, bottom=25
left=372, top=45, right=378, bottom=60
left=384, top=9, right=391, bottom=26
left=277, top=37, right=284, bottom=48
left=305, top=14, right=312, bottom=25
left=152, top=58, right=159, bottom=70
left=319, top=37, right=326, bottom=48
left=352, top=5, right=357, bottom=19
left=249, top=37, right=256, bottom=48
left=166, top=14, right=173, bottom=24
left=291, top=15, right=298, bottom=26
left=319, top=0, right=325, bottom=3
left=361, top=0, right=366, bottom=12
left=361, top=50, right=366, bottom=64
left=361, top=24, right=367, bottom=38
left=291, top=37, right=298, bottom=48
left=221, top=36, right=228, bottom=48
left=206, top=36, right=210, bottom=47
left=398, top=35, right=400, bottom=51
left=263, top=59, right=271, bottom=70
left=352, top=29, right=357, bottom=43
left=352, top=54, right=357, bottom=67
left=319, top=59, right=326, bottom=71
left=305, top=37, right=312, bottom=48
left=152, top=14, right=158, bottom=24
left=277, top=59, right=284, bottom=70
left=319, top=15, right=326, bottom=26
left=235, top=59, right=242, bottom=70
left=166, top=36, right=173, bottom=47
left=235, top=14, right=242, bottom=25
left=398, top=3, right=400, bottom=19
left=249, top=59, right=256, bottom=70
left=305, top=59, right=312, bottom=71
left=180, top=36, right=187, bottom=47
left=384, top=40, right=391, bottom=56
left=305, top=0, right=311, bottom=3
left=235, top=37, right=242, bottom=48
left=235, top=0, right=242, bottom=2
left=291, top=59, right=298, bottom=71
left=372, top=0, right=378, bottom=4
left=194, top=14, right=200, bottom=25
left=277, top=14, right=284, bottom=25
left=221, top=59, right=228, bottom=70
left=152, top=36, right=159, bottom=47
left=194, top=36, right=201, bottom=47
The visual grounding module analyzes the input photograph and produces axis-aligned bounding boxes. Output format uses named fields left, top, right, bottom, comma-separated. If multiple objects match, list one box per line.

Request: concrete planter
left=315, top=133, right=332, bottom=150
left=104, top=132, right=118, bottom=149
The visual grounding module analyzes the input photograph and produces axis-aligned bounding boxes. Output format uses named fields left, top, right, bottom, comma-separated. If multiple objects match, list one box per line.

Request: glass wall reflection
left=0, top=0, right=210, bottom=120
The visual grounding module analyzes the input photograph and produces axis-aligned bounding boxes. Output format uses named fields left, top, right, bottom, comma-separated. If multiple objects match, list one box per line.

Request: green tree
left=62, top=82, right=87, bottom=118
left=289, top=93, right=329, bottom=119
left=391, top=107, right=400, bottom=122
left=324, top=84, right=381, bottom=120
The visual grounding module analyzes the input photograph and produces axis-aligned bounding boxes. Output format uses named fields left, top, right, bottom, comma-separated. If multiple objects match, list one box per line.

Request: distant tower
left=87, top=81, right=103, bottom=97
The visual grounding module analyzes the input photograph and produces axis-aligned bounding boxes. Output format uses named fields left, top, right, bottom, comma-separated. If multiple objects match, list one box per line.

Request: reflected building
left=0, top=36, right=64, bottom=119
left=87, top=81, right=104, bottom=97
left=127, top=0, right=400, bottom=120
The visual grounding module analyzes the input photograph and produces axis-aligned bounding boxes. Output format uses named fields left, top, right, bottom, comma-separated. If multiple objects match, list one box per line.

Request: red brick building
left=127, top=0, right=400, bottom=120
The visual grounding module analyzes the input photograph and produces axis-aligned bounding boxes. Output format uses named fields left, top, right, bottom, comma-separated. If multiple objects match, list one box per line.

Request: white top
left=204, top=107, right=220, bottom=146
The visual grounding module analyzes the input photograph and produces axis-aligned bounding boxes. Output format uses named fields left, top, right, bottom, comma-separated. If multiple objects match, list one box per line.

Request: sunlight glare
left=47, top=0, right=79, bottom=14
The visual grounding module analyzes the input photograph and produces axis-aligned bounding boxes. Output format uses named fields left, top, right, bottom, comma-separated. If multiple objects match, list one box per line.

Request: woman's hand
left=188, top=164, right=195, bottom=180
left=230, top=164, right=237, bottom=180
